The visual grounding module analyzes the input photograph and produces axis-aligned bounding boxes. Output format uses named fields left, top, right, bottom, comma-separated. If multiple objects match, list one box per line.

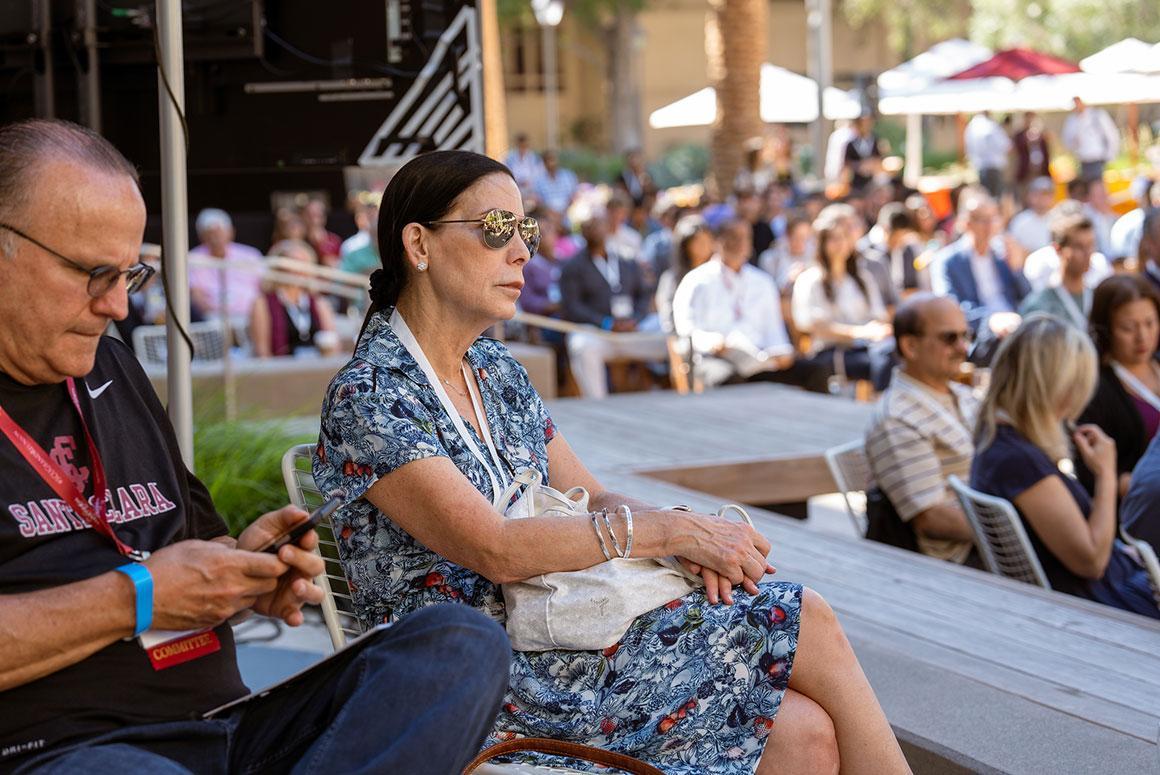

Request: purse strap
left=462, top=737, right=664, bottom=775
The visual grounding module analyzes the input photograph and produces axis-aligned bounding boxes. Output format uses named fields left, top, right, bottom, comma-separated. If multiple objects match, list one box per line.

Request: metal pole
left=542, top=23, right=559, bottom=151
left=156, top=0, right=194, bottom=466
left=33, top=0, right=55, bottom=117
left=805, top=0, right=827, bottom=179
left=817, top=0, right=833, bottom=177
left=904, top=113, right=922, bottom=188
left=78, top=0, right=102, bottom=132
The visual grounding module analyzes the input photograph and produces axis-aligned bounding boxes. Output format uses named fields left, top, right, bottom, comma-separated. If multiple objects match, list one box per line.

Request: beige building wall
left=501, top=0, right=902, bottom=157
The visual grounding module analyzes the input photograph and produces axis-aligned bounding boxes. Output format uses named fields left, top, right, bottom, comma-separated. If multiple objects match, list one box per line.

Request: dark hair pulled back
left=364, top=150, right=513, bottom=324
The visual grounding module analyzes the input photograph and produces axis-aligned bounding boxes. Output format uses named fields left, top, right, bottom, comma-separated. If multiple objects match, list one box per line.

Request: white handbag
left=500, top=469, right=753, bottom=652
left=390, top=309, right=753, bottom=653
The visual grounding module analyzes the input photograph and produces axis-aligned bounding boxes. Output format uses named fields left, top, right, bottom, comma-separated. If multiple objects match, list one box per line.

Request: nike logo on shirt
left=86, top=380, right=113, bottom=399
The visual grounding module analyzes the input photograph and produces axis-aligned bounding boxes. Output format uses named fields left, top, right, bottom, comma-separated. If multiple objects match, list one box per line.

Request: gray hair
left=195, top=208, right=233, bottom=235
left=0, top=118, right=138, bottom=255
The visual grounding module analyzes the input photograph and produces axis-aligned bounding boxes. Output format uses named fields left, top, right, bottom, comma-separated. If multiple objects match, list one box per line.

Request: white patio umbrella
left=1078, top=38, right=1160, bottom=161
left=1080, top=38, right=1159, bottom=75
left=876, top=39, right=995, bottom=185
left=877, top=38, right=993, bottom=98
left=648, top=64, right=862, bottom=129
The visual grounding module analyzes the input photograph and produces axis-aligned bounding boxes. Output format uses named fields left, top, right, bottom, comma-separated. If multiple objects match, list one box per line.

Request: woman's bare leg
left=785, top=588, right=910, bottom=774
left=756, top=688, right=839, bottom=775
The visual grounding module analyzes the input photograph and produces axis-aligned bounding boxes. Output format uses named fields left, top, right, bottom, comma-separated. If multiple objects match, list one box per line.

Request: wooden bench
left=549, top=384, right=1160, bottom=774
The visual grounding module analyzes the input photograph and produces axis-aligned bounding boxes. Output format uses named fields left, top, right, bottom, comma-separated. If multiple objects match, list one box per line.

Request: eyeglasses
left=422, top=208, right=540, bottom=255
left=929, top=330, right=973, bottom=346
left=0, top=223, right=155, bottom=298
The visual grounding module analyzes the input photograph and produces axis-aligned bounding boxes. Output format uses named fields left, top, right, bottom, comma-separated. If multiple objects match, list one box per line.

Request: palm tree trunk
left=707, top=0, right=767, bottom=197
left=608, top=0, right=644, bottom=153
left=479, top=0, right=509, bottom=159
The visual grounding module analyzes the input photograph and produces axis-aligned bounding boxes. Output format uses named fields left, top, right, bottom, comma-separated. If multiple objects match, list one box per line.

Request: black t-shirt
left=0, top=338, right=246, bottom=766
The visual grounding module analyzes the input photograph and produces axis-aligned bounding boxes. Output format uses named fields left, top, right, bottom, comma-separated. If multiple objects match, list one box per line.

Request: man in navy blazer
left=933, top=191, right=1029, bottom=360
left=560, top=213, right=666, bottom=397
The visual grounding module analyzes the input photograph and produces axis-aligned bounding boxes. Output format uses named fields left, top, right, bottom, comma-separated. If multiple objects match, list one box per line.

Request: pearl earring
left=417, top=261, right=428, bottom=271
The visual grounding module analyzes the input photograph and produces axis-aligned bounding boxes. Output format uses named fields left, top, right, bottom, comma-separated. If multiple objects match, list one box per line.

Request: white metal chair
left=824, top=440, right=872, bottom=536
left=948, top=475, right=1051, bottom=589
left=132, top=320, right=227, bottom=364
left=280, top=445, right=599, bottom=775
left=280, top=444, right=362, bottom=649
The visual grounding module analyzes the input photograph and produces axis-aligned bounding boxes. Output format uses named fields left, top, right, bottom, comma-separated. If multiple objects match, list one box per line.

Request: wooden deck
left=548, top=384, right=1160, bottom=774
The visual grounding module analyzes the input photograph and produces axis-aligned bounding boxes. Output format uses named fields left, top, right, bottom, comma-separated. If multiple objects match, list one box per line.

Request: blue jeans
left=17, top=605, right=510, bottom=775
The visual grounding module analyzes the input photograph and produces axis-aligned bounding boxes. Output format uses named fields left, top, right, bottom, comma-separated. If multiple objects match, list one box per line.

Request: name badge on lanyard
left=0, top=378, right=149, bottom=561
left=610, top=295, right=634, bottom=320
left=143, top=629, right=223, bottom=670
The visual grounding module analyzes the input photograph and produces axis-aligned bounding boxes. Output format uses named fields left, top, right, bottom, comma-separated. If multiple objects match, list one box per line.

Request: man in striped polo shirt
left=865, top=294, right=978, bottom=564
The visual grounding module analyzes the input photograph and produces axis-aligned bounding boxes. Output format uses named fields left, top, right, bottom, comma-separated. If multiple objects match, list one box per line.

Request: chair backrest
left=281, top=444, right=363, bottom=650
left=948, top=475, right=1051, bottom=589
left=132, top=321, right=228, bottom=364
left=824, top=440, right=871, bottom=536
left=666, top=336, right=700, bottom=395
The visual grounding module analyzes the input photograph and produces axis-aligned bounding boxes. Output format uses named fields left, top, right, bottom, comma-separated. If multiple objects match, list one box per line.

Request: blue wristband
left=115, top=563, right=154, bottom=637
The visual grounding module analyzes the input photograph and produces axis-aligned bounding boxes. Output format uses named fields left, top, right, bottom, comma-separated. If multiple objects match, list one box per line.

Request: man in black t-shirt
left=0, top=120, right=509, bottom=773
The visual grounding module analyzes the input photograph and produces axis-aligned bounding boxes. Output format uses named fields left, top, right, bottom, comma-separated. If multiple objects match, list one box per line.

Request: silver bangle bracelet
left=602, top=508, right=625, bottom=558
left=617, top=505, right=634, bottom=559
left=590, top=512, right=613, bottom=561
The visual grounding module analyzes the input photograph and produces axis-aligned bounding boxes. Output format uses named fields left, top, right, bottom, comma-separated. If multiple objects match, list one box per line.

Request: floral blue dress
left=313, top=311, right=803, bottom=773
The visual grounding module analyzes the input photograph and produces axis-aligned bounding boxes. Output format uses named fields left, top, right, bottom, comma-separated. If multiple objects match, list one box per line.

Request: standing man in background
left=1062, top=97, right=1120, bottom=183
left=964, top=111, right=1012, bottom=199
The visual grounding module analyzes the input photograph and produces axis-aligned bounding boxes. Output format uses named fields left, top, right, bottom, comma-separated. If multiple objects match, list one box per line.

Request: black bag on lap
left=864, top=487, right=920, bottom=553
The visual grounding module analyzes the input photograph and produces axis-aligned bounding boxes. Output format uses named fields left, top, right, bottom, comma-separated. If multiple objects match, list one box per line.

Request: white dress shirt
left=1007, top=209, right=1053, bottom=253
left=1062, top=108, right=1120, bottom=163
left=968, top=249, right=1013, bottom=314
left=791, top=265, right=886, bottom=352
left=964, top=114, right=1012, bottom=171
left=1022, top=245, right=1113, bottom=292
left=673, top=260, right=792, bottom=358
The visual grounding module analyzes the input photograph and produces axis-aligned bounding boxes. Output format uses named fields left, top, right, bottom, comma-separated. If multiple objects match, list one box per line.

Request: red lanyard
left=0, top=378, right=148, bottom=560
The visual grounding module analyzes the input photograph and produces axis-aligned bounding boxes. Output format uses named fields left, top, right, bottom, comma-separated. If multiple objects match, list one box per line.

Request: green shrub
left=650, top=143, right=710, bottom=189
left=194, top=420, right=316, bottom=536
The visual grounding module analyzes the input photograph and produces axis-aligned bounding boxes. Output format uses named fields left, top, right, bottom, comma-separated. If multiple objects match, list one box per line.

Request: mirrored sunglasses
left=423, top=208, right=540, bottom=254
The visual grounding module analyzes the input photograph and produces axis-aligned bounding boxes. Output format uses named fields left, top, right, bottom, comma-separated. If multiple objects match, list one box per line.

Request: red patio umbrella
left=946, top=47, right=1081, bottom=81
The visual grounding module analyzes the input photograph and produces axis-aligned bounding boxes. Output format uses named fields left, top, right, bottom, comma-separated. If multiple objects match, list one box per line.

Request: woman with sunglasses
left=313, top=151, right=907, bottom=774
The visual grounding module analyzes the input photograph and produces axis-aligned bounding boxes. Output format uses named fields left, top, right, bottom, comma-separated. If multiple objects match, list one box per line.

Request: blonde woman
left=970, top=314, right=1159, bottom=617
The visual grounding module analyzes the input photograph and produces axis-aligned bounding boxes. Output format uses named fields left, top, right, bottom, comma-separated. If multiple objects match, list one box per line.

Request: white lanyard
left=1111, top=360, right=1160, bottom=415
left=390, top=310, right=511, bottom=504
left=1146, top=264, right=1160, bottom=287
left=592, top=255, right=621, bottom=293
left=895, top=373, right=972, bottom=448
left=1051, top=285, right=1091, bottom=329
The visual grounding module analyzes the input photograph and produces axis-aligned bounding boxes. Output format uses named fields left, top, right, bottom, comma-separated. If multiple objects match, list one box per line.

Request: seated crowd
left=6, top=106, right=1160, bottom=771
left=127, top=126, right=1160, bottom=626
left=1, top=119, right=914, bottom=774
